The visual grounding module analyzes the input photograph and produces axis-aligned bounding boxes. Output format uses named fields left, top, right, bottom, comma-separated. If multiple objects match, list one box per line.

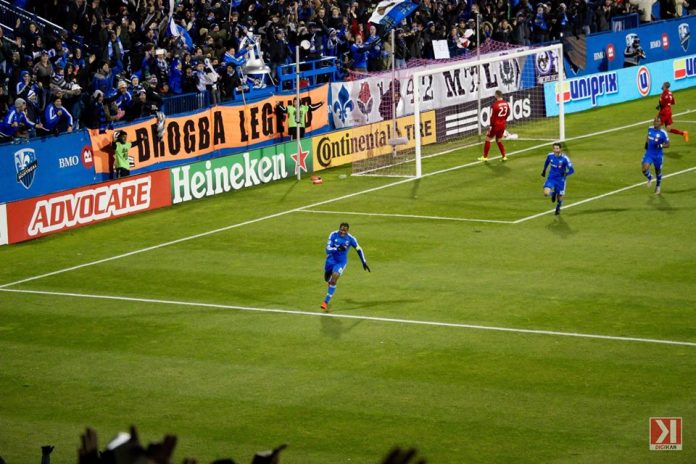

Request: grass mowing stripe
left=2, top=109, right=693, bottom=289
left=513, top=165, right=696, bottom=224
left=296, top=209, right=514, bottom=224
left=2, top=288, right=696, bottom=348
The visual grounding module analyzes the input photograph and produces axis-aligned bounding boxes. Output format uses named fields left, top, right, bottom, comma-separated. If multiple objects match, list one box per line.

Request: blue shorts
left=324, top=258, right=347, bottom=276
left=642, top=153, right=663, bottom=170
left=544, top=177, right=567, bottom=195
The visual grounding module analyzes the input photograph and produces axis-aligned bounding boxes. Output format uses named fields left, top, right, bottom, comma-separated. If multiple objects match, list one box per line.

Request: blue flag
left=368, top=0, right=421, bottom=33
left=167, top=17, right=193, bottom=50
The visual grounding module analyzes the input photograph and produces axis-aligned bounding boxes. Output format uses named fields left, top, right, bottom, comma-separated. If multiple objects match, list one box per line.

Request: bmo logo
left=58, top=155, right=80, bottom=168
left=650, top=417, right=682, bottom=450
left=662, top=32, right=670, bottom=50
left=607, top=44, right=615, bottom=62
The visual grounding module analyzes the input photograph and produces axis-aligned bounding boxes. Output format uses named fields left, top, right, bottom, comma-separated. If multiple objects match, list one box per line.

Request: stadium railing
left=277, top=57, right=338, bottom=91
left=0, top=0, right=76, bottom=48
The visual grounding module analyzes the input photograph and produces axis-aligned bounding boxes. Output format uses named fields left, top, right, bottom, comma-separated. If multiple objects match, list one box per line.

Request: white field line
left=1, top=109, right=693, bottom=289
left=2, top=288, right=695, bottom=348
left=297, top=209, right=514, bottom=224
left=513, top=166, right=696, bottom=224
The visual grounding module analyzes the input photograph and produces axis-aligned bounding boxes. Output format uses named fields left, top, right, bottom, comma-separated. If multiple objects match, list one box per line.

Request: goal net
left=350, top=43, right=565, bottom=178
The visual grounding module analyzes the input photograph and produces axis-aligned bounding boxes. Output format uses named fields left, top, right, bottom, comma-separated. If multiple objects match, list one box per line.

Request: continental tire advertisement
left=435, top=87, right=546, bottom=143
left=312, top=111, right=437, bottom=171
left=171, top=139, right=312, bottom=204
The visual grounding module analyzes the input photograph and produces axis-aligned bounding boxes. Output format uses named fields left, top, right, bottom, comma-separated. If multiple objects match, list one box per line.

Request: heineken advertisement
left=170, top=140, right=312, bottom=204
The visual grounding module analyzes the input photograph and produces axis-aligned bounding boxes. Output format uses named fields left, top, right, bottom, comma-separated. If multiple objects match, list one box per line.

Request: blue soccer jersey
left=643, top=126, right=669, bottom=169
left=324, top=230, right=366, bottom=276
left=543, top=152, right=574, bottom=195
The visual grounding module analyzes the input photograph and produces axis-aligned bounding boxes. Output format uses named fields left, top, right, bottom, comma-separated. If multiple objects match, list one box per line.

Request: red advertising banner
left=6, top=170, right=171, bottom=244
left=88, top=86, right=329, bottom=175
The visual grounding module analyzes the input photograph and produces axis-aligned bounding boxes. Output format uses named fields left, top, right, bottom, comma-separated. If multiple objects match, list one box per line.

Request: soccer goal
left=352, top=43, right=565, bottom=178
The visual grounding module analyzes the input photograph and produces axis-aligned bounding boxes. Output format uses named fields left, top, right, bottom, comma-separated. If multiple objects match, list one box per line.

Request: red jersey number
left=491, top=101, right=509, bottom=127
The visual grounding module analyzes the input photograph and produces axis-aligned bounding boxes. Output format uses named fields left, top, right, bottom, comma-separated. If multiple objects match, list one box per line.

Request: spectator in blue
left=44, top=96, right=74, bottom=134
left=350, top=35, right=370, bottom=72
left=169, top=57, right=183, bottom=94
left=89, top=90, right=113, bottom=134
left=114, top=80, right=133, bottom=112
left=532, top=3, right=550, bottom=43
left=91, top=61, right=115, bottom=97
left=0, top=98, right=44, bottom=141
left=105, top=29, right=125, bottom=76
left=15, top=70, right=39, bottom=100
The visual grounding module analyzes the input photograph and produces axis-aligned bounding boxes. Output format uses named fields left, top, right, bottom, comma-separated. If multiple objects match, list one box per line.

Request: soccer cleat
left=477, top=156, right=489, bottom=162
left=655, top=186, right=661, bottom=195
left=320, top=301, right=328, bottom=311
left=684, top=131, right=689, bottom=142
left=551, top=192, right=557, bottom=203
left=646, top=177, right=653, bottom=188
left=501, top=156, right=508, bottom=162
left=554, top=209, right=560, bottom=216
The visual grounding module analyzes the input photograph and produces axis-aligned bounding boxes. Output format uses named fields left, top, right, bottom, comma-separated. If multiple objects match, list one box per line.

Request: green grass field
left=1, top=88, right=695, bottom=463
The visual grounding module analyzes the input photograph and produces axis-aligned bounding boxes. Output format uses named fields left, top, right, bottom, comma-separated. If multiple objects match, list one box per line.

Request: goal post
left=350, top=43, right=564, bottom=178
left=415, top=43, right=565, bottom=177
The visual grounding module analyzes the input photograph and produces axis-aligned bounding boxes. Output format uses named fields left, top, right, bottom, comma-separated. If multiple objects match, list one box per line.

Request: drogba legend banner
left=88, top=86, right=328, bottom=175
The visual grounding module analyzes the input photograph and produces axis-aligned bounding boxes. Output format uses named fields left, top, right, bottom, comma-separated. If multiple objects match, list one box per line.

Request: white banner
left=331, top=55, right=527, bottom=128
left=0, top=204, right=7, bottom=246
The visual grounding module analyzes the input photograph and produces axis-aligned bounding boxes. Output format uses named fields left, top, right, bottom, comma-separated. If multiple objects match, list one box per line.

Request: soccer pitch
left=1, top=89, right=695, bottom=463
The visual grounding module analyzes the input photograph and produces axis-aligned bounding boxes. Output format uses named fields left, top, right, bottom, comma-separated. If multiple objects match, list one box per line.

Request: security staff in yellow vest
left=277, top=99, right=324, bottom=139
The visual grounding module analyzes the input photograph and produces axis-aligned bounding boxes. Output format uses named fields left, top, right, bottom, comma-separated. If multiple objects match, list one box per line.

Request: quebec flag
left=167, top=17, right=193, bottom=50
left=368, top=0, right=420, bottom=33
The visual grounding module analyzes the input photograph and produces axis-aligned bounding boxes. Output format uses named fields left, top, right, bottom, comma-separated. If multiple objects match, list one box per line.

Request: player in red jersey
left=657, top=82, right=688, bottom=142
left=478, top=90, right=510, bottom=162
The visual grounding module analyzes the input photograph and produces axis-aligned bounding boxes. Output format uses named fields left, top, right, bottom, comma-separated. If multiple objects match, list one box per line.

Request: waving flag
left=168, top=17, right=193, bottom=50
left=368, top=0, right=420, bottom=32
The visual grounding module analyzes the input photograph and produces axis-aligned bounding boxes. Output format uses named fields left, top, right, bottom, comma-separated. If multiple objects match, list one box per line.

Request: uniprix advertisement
left=5, top=170, right=171, bottom=243
left=88, top=86, right=328, bottom=176
left=312, top=111, right=437, bottom=171
left=544, top=54, right=696, bottom=116
left=0, top=130, right=102, bottom=204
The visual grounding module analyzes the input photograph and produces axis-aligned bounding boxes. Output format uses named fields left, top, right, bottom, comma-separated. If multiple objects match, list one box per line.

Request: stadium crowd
left=0, top=0, right=691, bottom=141
left=0, top=425, right=427, bottom=464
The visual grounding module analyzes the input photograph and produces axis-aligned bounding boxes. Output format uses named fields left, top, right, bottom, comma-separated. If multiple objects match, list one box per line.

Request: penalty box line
left=2, top=110, right=694, bottom=289
left=2, top=288, right=695, bottom=348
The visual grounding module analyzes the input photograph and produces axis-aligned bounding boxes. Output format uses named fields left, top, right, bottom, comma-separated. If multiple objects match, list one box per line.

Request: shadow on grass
left=546, top=215, right=575, bottom=238
left=341, top=298, right=422, bottom=310
left=484, top=161, right=512, bottom=176
left=647, top=194, right=675, bottom=212
left=320, top=316, right=363, bottom=339
left=664, top=150, right=683, bottom=160
left=571, top=207, right=630, bottom=216
left=278, top=179, right=301, bottom=203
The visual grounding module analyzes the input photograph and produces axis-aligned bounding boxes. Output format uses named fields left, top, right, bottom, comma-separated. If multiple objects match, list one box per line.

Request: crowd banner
left=0, top=204, right=7, bottom=246
left=544, top=54, right=696, bottom=116
left=313, top=111, right=437, bottom=170
left=5, top=170, right=172, bottom=244
left=171, top=139, right=313, bottom=204
left=565, top=16, right=696, bottom=77
left=329, top=54, right=530, bottom=129
left=0, top=130, right=100, bottom=204
left=88, top=85, right=329, bottom=175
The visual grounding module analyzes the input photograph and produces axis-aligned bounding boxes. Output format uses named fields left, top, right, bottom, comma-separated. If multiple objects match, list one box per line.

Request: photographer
left=624, top=34, right=646, bottom=67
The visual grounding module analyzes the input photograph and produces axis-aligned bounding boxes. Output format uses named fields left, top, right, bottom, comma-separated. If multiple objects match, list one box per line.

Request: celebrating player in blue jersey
left=321, top=223, right=370, bottom=311
left=541, top=142, right=575, bottom=215
left=642, top=116, right=670, bottom=195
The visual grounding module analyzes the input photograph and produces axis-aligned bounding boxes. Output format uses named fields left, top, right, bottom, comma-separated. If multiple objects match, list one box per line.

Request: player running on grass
left=656, top=82, right=688, bottom=143
left=642, top=116, right=670, bottom=195
left=321, top=222, right=370, bottom=311
left=541, top=142, right=575, bottom=215
left=478, top=90, right=510, bottom=162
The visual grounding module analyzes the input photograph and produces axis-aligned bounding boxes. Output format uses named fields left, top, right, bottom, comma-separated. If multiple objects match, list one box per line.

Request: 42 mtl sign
left=649, top=417, right=682, bottom=450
